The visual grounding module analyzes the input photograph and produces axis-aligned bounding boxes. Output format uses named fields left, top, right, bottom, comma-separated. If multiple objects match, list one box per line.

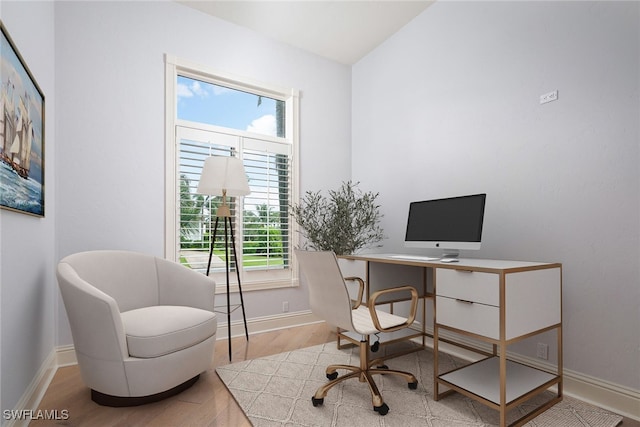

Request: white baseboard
left=3, top=349, right=58, bottom=427
left=56, top=344, right=77, bottom=368
left=562, top=367, right=640, bottom=422
left=217, top=309, right=322, bottom=340
left=13, top=313, right=639, bottom=424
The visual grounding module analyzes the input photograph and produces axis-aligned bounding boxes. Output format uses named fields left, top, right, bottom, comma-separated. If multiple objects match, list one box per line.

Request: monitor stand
left=442, top=250, right=460, bottom=259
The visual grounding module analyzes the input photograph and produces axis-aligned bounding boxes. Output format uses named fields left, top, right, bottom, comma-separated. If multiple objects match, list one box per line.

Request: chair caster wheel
left=312, top=397, right=324, bottom=407
left=408, top=380, right=418, bottom=390
left=374, top=403, right=389, bottom=415
left=371, top=341, right=380, bottom=352
left=377, top=364, right=389, bottom=370
left=327, top=372, right=339, bottom=380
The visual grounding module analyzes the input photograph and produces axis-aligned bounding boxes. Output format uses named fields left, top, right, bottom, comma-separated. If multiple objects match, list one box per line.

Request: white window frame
left=164, top=54, right=300, bottom=292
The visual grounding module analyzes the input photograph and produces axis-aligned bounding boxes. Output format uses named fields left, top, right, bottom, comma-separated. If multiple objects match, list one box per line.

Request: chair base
left=311, top=339, right=418, bottom=415
left=91, top=374, right=200, bottom=407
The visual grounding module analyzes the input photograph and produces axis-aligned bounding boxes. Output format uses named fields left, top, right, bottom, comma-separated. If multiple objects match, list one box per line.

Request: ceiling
left=177, top=1, right=434, bottom=65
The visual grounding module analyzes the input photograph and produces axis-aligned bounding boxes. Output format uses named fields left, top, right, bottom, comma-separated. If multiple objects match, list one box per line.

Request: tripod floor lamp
left=197, top=156, right=250, bottom=361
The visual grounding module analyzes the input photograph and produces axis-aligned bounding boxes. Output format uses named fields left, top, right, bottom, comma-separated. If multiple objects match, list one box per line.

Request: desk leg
left=434, top=324, right=440, bottom=400
left=422, top=267, right=428, bottom=348
left=433, top=267, right=439, bottom=400
left=558, top=325, right=563, bottom=399
left=499, top=348, right=507, bottom=427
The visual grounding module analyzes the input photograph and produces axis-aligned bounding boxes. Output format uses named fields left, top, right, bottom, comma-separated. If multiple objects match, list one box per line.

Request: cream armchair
left=57, top=250, right=217, bottom=406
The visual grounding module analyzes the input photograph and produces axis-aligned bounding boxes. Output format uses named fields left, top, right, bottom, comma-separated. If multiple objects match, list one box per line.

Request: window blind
left=176, top=125, right=294, bottom=289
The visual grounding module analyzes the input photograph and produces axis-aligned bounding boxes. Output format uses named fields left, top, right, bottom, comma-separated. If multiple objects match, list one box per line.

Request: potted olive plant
left=289, top=181, right=385, bottom=255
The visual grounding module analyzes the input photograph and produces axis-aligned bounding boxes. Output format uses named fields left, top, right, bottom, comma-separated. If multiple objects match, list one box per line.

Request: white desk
left=338, top=253, right=563, bottom=427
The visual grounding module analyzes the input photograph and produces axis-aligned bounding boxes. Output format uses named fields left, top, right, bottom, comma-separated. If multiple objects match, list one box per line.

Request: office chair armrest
left=344, top=276, right=365, bottom=309
left=368, top=286, right=419, bottom=332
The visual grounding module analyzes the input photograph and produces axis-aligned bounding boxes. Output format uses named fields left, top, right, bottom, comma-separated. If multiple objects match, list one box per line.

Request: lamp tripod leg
left=228, top=219, right=249, bottom=341
left=224, top=218, right=232, bottom=361
left=207, top=215, right=249, bottom=361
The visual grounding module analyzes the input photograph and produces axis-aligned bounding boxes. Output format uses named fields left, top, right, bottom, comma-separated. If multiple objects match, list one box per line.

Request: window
left=165, top=55, right=299, bottom=291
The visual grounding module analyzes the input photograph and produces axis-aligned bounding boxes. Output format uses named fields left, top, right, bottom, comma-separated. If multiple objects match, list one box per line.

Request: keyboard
left=389, top=254, right=441, bottom=262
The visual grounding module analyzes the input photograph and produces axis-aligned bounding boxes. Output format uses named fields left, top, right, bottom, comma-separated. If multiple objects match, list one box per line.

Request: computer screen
left=404, top=193, right=486, bottom=257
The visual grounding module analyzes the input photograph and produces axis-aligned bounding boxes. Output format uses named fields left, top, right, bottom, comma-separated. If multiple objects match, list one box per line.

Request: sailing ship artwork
left=0, top=21, right=45, bottom=217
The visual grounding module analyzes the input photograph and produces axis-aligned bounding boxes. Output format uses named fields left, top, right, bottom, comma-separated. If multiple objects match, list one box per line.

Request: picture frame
left=0, top=20, right=45, bottom=217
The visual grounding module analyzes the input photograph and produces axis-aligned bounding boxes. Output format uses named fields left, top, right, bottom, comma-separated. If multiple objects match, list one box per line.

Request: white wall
left=54, top=1, right=351, bottom=344
left=0, top=0, right=56, bottom=416
left=352, top=1, right=639, bottom=391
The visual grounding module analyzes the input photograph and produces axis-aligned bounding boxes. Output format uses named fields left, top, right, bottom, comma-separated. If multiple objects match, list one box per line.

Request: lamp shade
left=196, top=156, right=250, bottom=196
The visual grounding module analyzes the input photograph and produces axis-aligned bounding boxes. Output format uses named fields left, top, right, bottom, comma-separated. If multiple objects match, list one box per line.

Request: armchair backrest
left=58, top=250, right=160, bottom=312
left=295, top=250, right=355, bottom=332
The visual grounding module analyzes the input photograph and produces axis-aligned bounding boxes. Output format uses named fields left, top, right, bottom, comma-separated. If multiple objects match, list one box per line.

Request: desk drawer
left=436, top=296, right=499, bottom=340
left=436, top=268, right=499, bottom=306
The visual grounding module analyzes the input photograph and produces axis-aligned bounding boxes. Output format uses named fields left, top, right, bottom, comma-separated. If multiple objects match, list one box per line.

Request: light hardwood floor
left=31, top=322, right=638, bottom=426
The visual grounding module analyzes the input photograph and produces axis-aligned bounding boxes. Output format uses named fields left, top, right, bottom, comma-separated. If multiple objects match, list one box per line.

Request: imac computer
left=402, top=193, right=486, bottom=260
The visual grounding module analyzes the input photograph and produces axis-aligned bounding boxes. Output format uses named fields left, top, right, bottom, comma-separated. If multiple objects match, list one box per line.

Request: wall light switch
left=540, top=90, right=558, bottom=104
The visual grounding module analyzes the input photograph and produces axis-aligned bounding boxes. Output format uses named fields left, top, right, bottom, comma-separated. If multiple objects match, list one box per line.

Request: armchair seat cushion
left=121, top=306, right=217, bottom=358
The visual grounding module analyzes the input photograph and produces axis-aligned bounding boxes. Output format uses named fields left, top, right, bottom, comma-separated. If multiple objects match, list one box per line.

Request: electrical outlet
left=540, top=90, right=558, bottom=104
left=282, top=301, right=289, bottom=313
left=537, top=343, right=549, bottom=360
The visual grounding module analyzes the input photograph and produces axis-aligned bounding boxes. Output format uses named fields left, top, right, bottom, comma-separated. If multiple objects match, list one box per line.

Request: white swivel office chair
left=295, top=250, right=419, bottom=415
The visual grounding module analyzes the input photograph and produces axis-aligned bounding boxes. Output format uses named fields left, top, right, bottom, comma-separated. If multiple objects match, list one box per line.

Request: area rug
left=216, top=342, right=623, bottom=427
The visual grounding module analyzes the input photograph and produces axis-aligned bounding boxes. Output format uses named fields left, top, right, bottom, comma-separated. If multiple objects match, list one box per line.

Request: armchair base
left=91, top=374, right=200, bottom=407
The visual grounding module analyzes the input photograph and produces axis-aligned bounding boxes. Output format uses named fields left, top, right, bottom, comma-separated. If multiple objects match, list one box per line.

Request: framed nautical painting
left=0, top=21, right=45, bottom=217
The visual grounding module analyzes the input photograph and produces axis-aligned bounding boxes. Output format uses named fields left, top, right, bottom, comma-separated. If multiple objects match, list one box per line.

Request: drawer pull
left=455, top=298, right=474, bottom=305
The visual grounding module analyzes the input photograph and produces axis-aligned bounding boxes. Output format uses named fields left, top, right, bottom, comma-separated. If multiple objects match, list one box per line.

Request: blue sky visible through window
left=177, top=75, right=282, bottom=137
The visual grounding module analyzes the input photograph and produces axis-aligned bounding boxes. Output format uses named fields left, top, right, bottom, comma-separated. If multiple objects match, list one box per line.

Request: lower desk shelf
left=438, top=357, right=559, bottom=407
